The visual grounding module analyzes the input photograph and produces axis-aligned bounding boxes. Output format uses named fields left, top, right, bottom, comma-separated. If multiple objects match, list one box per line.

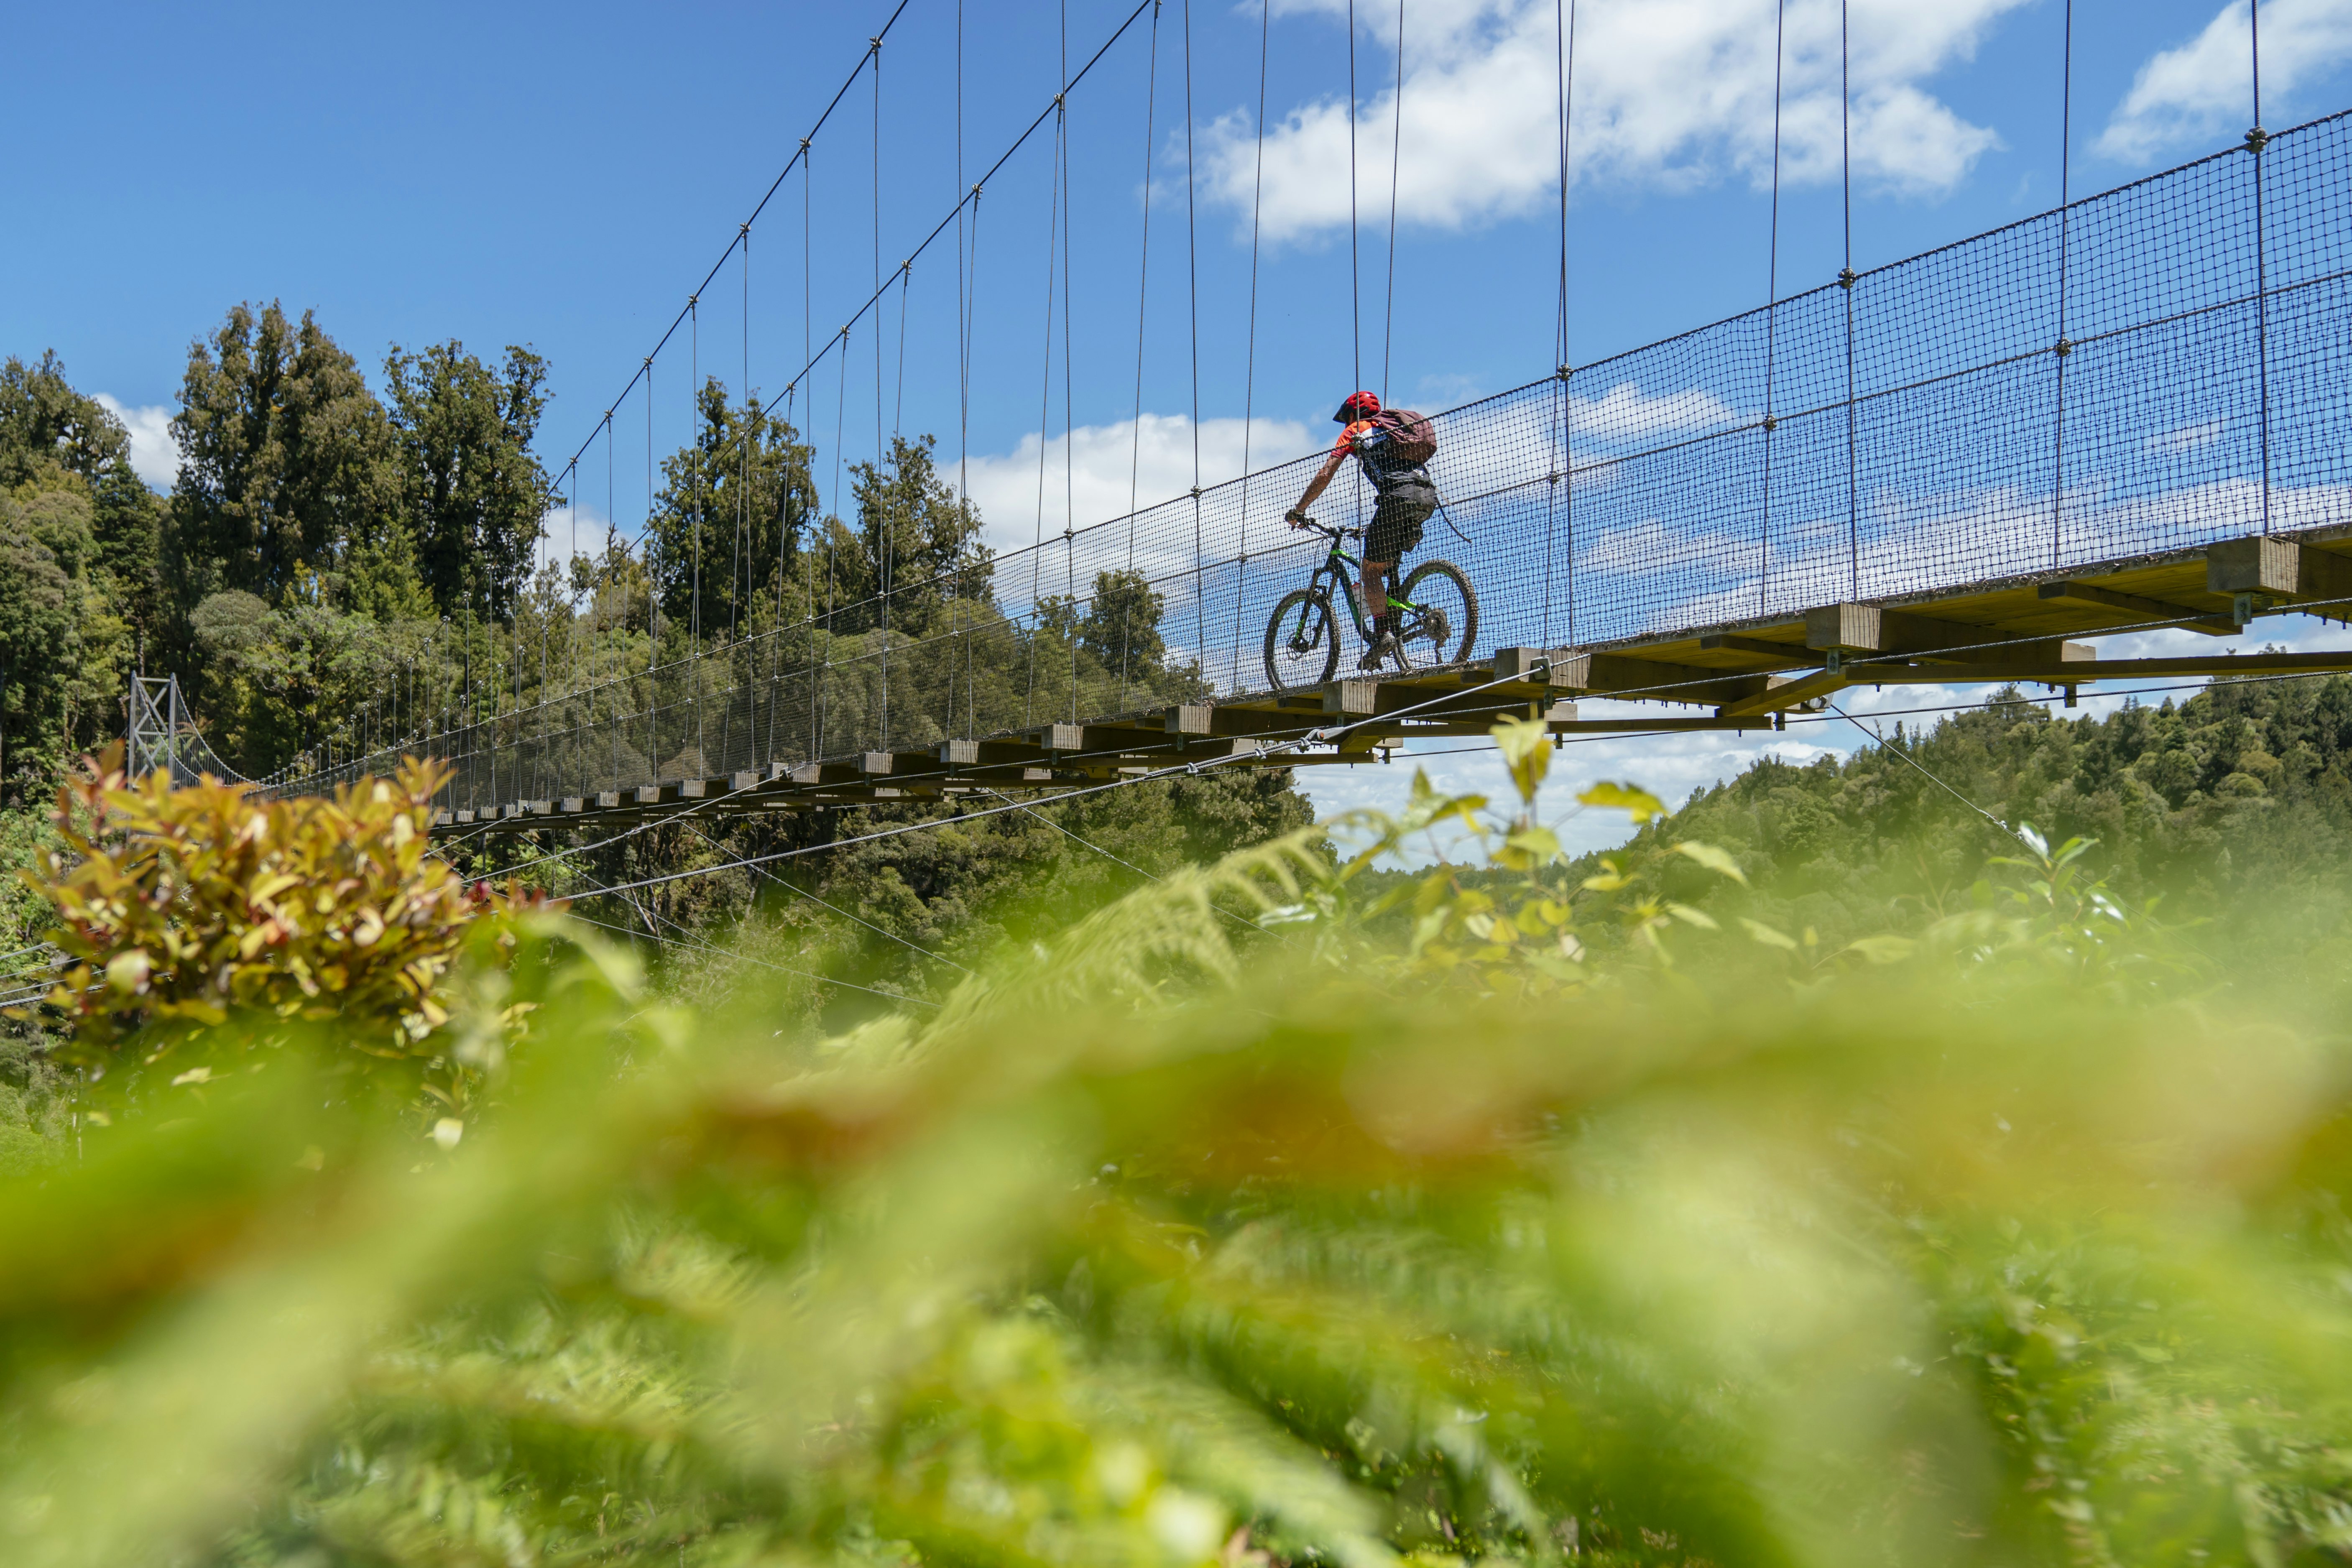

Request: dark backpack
left=1369, top=407, right=1438, bottom=465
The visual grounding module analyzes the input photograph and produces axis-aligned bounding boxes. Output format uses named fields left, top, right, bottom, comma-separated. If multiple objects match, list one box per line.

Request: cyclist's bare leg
left=1362, top=558, right=1390, bottom=629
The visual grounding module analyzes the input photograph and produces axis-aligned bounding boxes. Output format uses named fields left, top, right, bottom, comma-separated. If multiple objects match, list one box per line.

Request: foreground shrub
left=26, top=747, right=535, bottom=1115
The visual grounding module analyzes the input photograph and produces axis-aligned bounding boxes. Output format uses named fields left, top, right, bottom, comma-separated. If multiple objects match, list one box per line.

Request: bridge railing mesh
left=281, top=111, right=2352, bottom=814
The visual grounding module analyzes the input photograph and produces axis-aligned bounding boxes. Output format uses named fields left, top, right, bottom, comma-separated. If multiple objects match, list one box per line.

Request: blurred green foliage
left=5, top=725, right=2352, bottom=1568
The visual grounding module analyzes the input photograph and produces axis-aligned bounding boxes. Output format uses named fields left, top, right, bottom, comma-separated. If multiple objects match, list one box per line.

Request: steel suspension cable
left=1347, top=0, right=1360, bottom=391
left=1759, top=0, right=1786, bottom=620
left=1840, top=0, right=1857, bottom=599
left=2052, top=0, right=2072, bottom=569
left=1382, top=0, right=1404, bottom=403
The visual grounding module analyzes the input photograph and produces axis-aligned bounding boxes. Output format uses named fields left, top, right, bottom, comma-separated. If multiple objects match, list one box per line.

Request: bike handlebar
left=1292, top=516, right=1361, bottom=540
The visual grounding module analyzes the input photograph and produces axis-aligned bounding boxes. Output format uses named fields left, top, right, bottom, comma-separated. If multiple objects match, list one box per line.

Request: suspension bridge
left=130, top=5, right=2352, bottom=839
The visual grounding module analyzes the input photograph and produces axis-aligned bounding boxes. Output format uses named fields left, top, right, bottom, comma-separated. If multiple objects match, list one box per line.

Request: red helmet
left=1334, top=389, right=1382, bottom=423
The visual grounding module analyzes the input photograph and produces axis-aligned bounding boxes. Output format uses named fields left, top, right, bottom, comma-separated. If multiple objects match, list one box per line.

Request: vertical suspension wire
left=1551, top=0, right=1575, bottom=652
left=1381, top=0, right=1404, bottom=403
left=1759, top=0, right=1785, bottom=619
left=1347, top=0, right=1360, bottom=392
left=2052, top=0, right=2072, bottom=567
left=1228, top=0, right=1270, bottom=702
left=1028, top=94, right=1063, bottom=730
left=1840, top=0, right=1857, bottom=598
left=1062, top=0, right=1079, bottom=725
left=804, top=139, right=817, bottom=763
left=1121, top=0, right=1165, bottom=713
left=953, top=0, right=968, bottom=742
left=955, top=0, right=977, bottom=742
left=691, top=293, right=707, bottom=771
left=874, top=33, right=890, bottom=750
left=2252, top=0, right=2271, bottom=535
left=1184, top=0, right=1205, bottom=674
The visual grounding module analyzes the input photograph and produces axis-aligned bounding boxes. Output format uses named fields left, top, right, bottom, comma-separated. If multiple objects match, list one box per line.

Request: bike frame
left=1303, top=532, right=1403, bottom=640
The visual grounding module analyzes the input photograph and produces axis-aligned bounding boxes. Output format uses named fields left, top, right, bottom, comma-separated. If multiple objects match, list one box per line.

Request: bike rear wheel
left=1263, top=588, right=1340, bottom=692
left=1394, top=559, right=1480, bottom=668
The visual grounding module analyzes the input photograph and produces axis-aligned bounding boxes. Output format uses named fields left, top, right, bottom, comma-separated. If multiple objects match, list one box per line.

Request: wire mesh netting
left=270, top=112, right=2352, bottom=815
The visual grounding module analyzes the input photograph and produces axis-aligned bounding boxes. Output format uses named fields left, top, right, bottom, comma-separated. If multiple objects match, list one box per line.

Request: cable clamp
left=1836, top=267, right=1857, bottom=289
left=1189, top=486, right=1202, bottom=498
left=1761, top=413, right=1778, bottom=433
left=689, top=294, right=699, bottom=307
left=2245, top=125, right=2270, bottom=154
left=1548, top=471, right=1562, bottom=485
left=1556, top=363, right=1571, bottom=380
left=2054, top=337, right=2074, bottom=357
left=739, top=222, right=750, bottom=236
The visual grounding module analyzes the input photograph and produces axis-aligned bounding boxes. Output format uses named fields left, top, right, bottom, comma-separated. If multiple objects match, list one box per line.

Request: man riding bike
left=1285, top=390, right=1440, bottom=669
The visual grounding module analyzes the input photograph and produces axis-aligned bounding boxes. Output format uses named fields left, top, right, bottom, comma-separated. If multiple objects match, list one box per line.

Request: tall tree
left=841, top=433, right=991, bottom=635
left=384, top=341, right=557, bottom=623
left=644, top=378, right=820, bottom=638
left=164, top=303, right=408, bottom=613
left=0, top=352, right=161, bottom=637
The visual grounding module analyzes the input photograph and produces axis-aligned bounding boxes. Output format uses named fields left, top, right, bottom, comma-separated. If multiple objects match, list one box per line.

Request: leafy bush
left=26, top=746, right=534, bottom=1115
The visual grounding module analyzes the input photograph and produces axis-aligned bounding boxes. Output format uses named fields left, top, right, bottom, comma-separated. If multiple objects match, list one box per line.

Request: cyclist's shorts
left=1365, top=480, right=1438, bottom=564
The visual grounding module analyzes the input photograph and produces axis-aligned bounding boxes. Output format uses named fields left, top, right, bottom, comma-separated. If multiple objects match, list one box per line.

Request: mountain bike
left=1262, top=518, right=1479, bottom=692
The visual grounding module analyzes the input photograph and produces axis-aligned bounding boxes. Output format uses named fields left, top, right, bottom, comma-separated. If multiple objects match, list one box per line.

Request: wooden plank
left=1699, top=632, right=1819, bottom=663
left=596, top=792, right=622, bottom=809
left=2038, top=580, right=2236, bottom=635
left=1550, top=651, right=1770, bottom=706
left=1721, top=667, right=1849, bottom=717
left=1322, top=679, right=1379, bottom=715
left=860, top=752, right=894, bottom=775
left=1042, top=723, right=1084, bottom=751
left=731, top=771, right=758, bottom=792
left=560, top=797, right=586, bottom=814
left=1165, top=703, right=1214, bottom=735
left=2208, top=536, right=2352, bottom=606
left=940, top=738, right=981, bottom=766
left=1805, top=601, right=2088, bottom=664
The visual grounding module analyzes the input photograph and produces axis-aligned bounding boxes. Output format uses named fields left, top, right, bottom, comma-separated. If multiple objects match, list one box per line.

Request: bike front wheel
left=1263, top=587, right=1341, bottom=692
left=1395, top=560, right=1480, bottom=669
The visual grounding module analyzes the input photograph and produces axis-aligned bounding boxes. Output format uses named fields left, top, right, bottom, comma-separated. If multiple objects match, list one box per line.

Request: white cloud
left=2097, top=0, right=2352, bottom=163
left=960, top=411, right=1319, bottom=561
left=94, top=394, right=177, bottom=491
left=1205, top=0, right=2025, bottom=243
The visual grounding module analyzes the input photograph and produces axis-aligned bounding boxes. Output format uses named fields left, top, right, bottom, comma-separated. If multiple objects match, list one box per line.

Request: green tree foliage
left=384, top=340, right=557, bottom=622
left=0, top=351, right=161, bottom=631
left=1631, top=676, right=2352, bottom=972
left=164, top=301, right=410, bottom=613
left=641, top=376, right=820, bottom=637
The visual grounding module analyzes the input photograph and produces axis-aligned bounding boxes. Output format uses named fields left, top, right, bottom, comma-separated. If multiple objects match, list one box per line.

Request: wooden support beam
left=1322, top=679, right=1379, bottom=715
left=1721, top=667, right=1849, bottom=717
left=1041, top=723, right=1084, bottom=751
left=1548, top=651, right=1770, bottom=706
left=861, top=753, right=894, bottom=775
left=596, top=792, right=622, bottom=809
left=1805, top=602, right=2086, bottom=664
left=634, top=786, right=662, bottom=804
left=2207, top=536, right=2352, bottom=605
left=731, top=771, right=758, bottom=792
left=1698, top=632, right=1820, bottom=664
left=2038, top=580, right=2236, bottom=636
left=561, top=797, right=585, bottom=814
left=1165, top=704, right=1213, bottom=735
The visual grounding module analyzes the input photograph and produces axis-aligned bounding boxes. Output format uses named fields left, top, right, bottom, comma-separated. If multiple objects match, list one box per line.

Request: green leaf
left=1738, top=917, right=1799, bottom=950
left=1576, top=780, right=1666, bottom=823
left=1841, top=935, right=1917, bottom=965
left=1670, top=841, right=1748, bottom=884
left=1666, top=902, right=1719, bottom=930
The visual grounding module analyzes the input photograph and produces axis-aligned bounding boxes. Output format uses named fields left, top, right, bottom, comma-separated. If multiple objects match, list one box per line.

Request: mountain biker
left=1285, top=390, right=1439, bottom=669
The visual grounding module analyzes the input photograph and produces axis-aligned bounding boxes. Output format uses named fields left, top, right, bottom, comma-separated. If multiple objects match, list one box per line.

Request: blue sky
left=9, top=0, right=2352, bottom=845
